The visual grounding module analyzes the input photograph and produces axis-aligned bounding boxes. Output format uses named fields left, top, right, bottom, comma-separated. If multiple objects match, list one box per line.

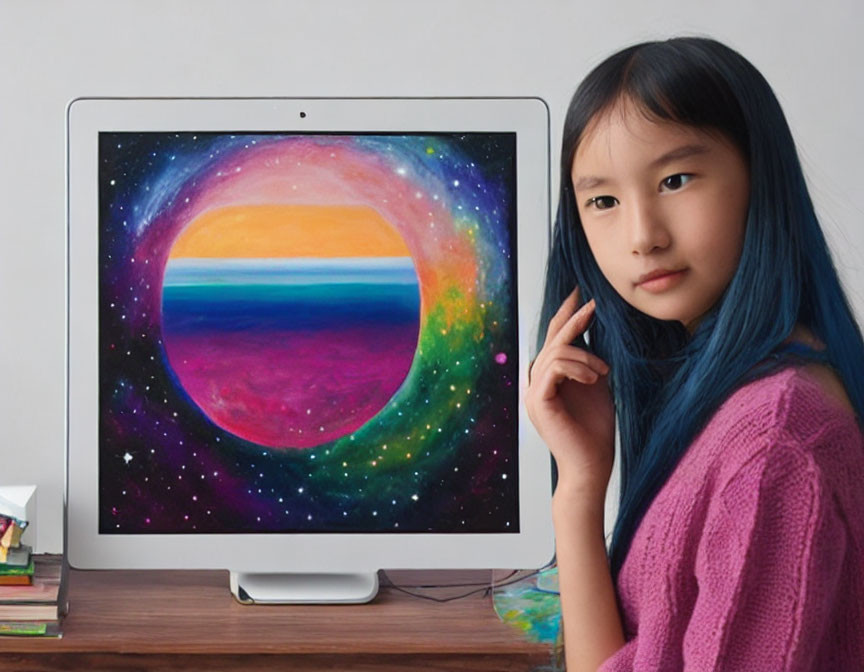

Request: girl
left=525, top=36, right=864, bottom=671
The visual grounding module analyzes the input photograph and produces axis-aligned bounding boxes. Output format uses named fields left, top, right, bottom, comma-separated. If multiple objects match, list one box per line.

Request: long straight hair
left=538, top=36, right=864, bottom=588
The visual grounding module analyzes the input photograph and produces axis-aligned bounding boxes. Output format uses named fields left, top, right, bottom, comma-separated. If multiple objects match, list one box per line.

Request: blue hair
left=537, top=36, right=864, bottom=589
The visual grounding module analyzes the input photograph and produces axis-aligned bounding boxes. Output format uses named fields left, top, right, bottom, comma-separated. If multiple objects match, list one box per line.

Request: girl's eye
left=584, top=174, right=693, bottom=210
left=586, top=195, right=618, bottom=210
left=661, top=173, right=693, bottom=191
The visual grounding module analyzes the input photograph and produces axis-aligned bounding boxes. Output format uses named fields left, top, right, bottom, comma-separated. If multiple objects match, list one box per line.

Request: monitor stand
left=229, top=571, right=380, bottom=604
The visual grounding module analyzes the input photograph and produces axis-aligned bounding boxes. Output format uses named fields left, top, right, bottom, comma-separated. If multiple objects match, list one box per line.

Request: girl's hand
left=525, top=286, right=616, bottom=500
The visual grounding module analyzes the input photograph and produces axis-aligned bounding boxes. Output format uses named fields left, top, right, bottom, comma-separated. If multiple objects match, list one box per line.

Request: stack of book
left=0, top=486, right=67, bottom=637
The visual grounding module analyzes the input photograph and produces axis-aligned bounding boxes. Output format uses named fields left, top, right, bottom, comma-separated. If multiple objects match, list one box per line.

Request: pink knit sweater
left=598, top=365, right=864, bottom=671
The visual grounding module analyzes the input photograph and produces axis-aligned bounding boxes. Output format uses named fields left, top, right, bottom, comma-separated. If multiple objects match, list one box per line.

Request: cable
left=379, top=560, right=557, bottom=603
left=379, top=569, right=519, bottom=589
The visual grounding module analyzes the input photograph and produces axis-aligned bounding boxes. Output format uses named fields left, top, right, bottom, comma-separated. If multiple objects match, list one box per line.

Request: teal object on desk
left=492, top=564, right=562, bottom=645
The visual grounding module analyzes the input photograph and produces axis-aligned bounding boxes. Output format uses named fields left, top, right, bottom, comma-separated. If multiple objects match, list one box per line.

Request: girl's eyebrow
left=572, top=143, right=712, bottom=193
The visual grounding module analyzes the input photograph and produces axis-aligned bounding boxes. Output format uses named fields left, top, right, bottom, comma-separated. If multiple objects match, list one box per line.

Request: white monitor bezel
left=66, top=97, right=553, bottom=572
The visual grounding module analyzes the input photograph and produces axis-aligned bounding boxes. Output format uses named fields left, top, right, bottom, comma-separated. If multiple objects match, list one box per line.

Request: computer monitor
left=66, top=97, right=553, bottom=603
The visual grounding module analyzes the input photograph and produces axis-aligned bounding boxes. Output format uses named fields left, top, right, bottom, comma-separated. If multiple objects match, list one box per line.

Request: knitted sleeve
left=599, top=440, right=848, bottom=671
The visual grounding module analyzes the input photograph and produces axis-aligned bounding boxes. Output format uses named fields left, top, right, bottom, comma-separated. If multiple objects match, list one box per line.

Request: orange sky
left=169, top=204, right=411, bottom=258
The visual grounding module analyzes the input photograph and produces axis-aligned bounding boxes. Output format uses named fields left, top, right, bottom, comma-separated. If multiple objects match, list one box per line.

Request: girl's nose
left=628, top=199, right=671, bottom=255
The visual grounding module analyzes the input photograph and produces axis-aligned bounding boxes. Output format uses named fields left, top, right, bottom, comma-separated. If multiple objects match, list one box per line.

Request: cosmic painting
left=99, top=131, right=519, bottom=534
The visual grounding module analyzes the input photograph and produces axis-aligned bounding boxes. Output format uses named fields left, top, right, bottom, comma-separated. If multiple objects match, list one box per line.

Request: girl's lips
left=637, top=269, right=687, bottom=293
left=636, top=268, right=686, bottom=285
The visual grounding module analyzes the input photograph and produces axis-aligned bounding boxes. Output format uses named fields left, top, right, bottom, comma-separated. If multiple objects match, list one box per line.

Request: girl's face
left=571, top=98, right=750, bottom=334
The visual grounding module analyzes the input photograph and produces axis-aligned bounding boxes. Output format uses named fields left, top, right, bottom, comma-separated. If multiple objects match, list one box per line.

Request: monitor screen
left=97, top=130, right=520, bottom=536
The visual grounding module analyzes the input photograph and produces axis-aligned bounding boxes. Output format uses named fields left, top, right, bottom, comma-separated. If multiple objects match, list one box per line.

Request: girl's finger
left=546, top=343, right=610, bottom=376
left=537, top=359, right=599, bottom=401
left=529, top=343, right=609, bottom=388
left=551, top=298, right=596, bottom=348
left=543, top=286, right=581, bottom=348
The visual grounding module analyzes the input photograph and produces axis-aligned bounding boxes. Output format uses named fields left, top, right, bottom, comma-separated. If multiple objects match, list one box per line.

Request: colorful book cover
left=0, top=555, right=34, bottom=576
left=0, top=522, right=25, bottom=550
left=0, top=621, right=62, bottom=638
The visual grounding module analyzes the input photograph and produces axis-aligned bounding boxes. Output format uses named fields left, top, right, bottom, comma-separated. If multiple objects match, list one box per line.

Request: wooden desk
left=1, top=567, right=554, bottom=671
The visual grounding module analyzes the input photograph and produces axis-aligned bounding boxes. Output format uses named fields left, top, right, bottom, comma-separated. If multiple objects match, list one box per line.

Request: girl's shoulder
left=724, top=361, right=859, bottom=443
left=793, top=361, right=856, bottom=419
left=688, top=360, right=861, bottom=490
left=780, top=324, right=854, bottom=416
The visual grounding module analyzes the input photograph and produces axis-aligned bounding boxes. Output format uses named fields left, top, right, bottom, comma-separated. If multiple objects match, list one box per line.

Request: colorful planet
left=161, top=203, right=420, bottom=448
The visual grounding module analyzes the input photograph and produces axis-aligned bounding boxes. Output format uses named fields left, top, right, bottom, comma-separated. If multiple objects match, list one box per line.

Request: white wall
left=1, top=0, right=861, bottom=553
